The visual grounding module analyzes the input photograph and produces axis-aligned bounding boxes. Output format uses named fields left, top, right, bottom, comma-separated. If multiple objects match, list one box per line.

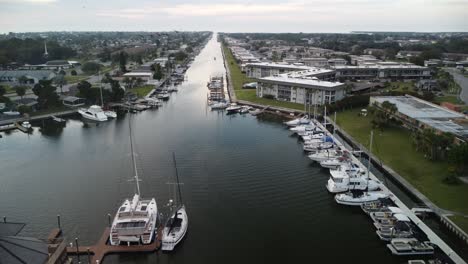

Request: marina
left=1, top=35, right=468, bottom=264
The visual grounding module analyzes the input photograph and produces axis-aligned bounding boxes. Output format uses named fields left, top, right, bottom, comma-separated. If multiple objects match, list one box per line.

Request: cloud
left=0, top=0, right=57, bottom=3
left=96, top=2, right=305, bottom=19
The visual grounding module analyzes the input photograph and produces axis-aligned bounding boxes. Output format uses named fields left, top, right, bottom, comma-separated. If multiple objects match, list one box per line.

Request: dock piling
left=75, top=237, right=80, bottom=262
left=3, top=216, right=6, bottom=223
left=57, top=214, right=61, bottom=230
left=87, top=248, right=91, bottom=264
left=107, top=214, right=111, bottom=227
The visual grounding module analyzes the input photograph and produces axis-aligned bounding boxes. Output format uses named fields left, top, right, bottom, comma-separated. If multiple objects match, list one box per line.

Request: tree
left=53, top=73, right=67, bottom=94
left=448, top=142, right=468, bottom=174
left=174, top=51, right=188, bottom=61
left=32, top=80, right=60, bottom=109
left=59, top=70, right=66, bottom=76
left=18, top=75, right=29, bottom=84
left=110, top=80, right=124, bottom=102
left=77, top=81, right=93, bottom=101
left=70, top=70, right=77, bottom=76
left=119, top=51, right=128, bottom=73
left=370, top=101, right=398, bottom=129
left=14, top=86, right=27, bottom=100
left=81, top=62, right=102, bottom=75
left=0, top=85, right=5, bottom=97
left=17, top=105, right=31, bottom=115
left=152, top=63, right=163, bottom=80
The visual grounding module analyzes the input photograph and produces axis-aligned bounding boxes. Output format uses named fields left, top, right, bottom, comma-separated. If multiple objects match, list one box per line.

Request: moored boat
left=78, top=105, right=108, bottom=122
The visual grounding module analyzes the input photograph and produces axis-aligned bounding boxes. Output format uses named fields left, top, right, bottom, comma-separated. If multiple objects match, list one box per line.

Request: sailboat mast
left=172, top=153, right=183, bottom=205
left=367, top=130, right=374, bottom=179
left=128, top=115, right=141, bottom=196
left=99, top=71, right=104, bottom=107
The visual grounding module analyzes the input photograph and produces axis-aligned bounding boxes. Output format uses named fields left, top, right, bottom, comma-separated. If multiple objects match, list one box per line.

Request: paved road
left=445, top=68, right=468, bottom=104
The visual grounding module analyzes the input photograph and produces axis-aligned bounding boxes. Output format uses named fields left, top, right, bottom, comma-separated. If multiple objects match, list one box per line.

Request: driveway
left=444, top=68, right=468, bottom=104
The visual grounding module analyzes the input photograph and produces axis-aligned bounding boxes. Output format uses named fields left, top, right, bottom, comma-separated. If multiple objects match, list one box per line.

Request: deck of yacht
left=64, top=226, right=162, bottom=263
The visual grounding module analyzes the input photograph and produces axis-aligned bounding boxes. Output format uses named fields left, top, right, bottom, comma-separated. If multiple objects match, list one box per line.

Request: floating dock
left=313, top=119, right=466, bottom=264
left=65, top=226, right=162, bottom=263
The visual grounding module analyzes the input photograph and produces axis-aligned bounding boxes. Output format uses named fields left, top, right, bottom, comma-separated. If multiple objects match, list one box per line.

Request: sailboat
left=109, top=114, right=158, bottom=246
left=161, top=153, right=188, bottom=251
left=99, top=71, right=117, bottom=119
left=334, top=131, right=389, bottom=205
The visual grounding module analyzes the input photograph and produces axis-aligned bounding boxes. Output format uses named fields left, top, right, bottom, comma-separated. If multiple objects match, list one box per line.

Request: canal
left=0, top=35, right=464, bottom=264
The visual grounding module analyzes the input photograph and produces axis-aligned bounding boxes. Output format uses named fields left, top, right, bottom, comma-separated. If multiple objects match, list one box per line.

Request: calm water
left=0, top=36, right=462, bottom=264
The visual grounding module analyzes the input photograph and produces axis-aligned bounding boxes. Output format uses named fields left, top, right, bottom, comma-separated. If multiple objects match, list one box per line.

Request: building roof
left=0, top=70, right=55, bottom=80
left=372, top=95, right=468, bottom=138
left=123, top=72, right=153, bottom=77
left=45, top=60, right=70, bottom=66
left=0, top=222, right=48, bottom=264
left=260, top=73, right=344, bottom=90
left=246, top=62, right=312, bottom=71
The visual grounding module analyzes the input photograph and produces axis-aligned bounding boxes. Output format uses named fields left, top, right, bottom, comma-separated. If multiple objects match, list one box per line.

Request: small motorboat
left=335, top=191, right=389, bottom=206
left=211, top=102, right=228, bottom=110
left=249, top=109, right=263, bottom=116
left=21, top=121, right=32, bottom=129
left=104, top=110, right=117, bottom=119
left=239, top=106, right=250, bottom=114
left=51, top=115, right=66, bottom=123
left=3, top=111, right=20, bottom=116
left=226, top=103, right=241, bottom=113
left=387, top=238, right=434, bottom=256
left=284, top=115, right=310, bottom=127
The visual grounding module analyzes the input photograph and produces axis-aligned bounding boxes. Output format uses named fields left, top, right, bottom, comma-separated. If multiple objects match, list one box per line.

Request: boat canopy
left=388, top=207, right=403, bottom=213
left=394, top=213, right=410, bottom=222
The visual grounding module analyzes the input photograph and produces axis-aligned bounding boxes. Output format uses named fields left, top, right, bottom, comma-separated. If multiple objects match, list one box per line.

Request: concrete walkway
left=444, top=68, right=468, bottom=104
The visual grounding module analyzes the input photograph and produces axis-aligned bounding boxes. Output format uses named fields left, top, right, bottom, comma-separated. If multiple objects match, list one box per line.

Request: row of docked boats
left=362, top=199, right=436, bottom=257
left=287, top=117, right=389, bottom=205
left=284, top=116, right=441, bottom=261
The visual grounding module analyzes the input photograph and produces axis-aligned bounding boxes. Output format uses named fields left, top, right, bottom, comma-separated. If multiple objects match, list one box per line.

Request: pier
left=314, top=119, right=467, bottom=264
left=64, top=226, right=162, bottom=263
left=0, top=109, right=77, bottom=126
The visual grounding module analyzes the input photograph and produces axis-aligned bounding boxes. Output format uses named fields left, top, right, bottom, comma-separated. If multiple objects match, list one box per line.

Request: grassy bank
left=65, top=75, right=88, bottom=84
left=434, top=95, right=464, bottom=104
left=131, top=85, right=154, bottom=97
left=223, top=45, right=304, bottom=111
left=336, top=108, right=468, bottom=232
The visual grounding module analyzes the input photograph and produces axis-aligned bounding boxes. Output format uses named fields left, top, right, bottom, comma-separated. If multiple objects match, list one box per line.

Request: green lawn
left=388, top=81, right=415, bottom=92
left=434, top=95, right=464, bottom=104
left=64, top=75, right=88, bottom=84
left=223, top=45, right=304, bottom=111
left=336, top=108, right=468, bottom=231
left=130, top=85, right=154, bottom=98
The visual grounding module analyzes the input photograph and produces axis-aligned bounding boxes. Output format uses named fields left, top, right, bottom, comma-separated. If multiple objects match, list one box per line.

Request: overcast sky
left=1, top=0, right=467, bottom=33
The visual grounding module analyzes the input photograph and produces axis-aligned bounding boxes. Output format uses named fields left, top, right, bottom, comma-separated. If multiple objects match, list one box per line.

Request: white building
left=302, top=57, right=328, bottom=68
left=257, top=71, right=346, bottom=105
left=335, top=62, right=431, bottom=81
left=245, top=62, right=336, bottom=80
left=122, top=72, right=153, bottom=81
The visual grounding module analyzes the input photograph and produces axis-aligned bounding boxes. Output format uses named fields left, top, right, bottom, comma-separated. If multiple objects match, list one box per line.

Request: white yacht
left=110, top=115, right=158, bottom=246
left=289, top=124, right=316, bottom=133
left=326, top=173, right=381, bottom=193
left=78, top=105, right=108, bottom=122
left=284, top=115, right=309, bottom=127
left=162, top=154, right=188, bottom=251
left=301, top=132, right=325, bottom=141
left=308, top=149, right=343, bottom=162
left=303, top=142, right=334, bottom=152
left=335, top=191, right=389, bottom=206
left=320, top=157, right=349, bottom=169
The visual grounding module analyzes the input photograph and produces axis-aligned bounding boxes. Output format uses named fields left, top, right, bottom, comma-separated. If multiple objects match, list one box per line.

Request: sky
left=0, top=0, right=467, bottom=33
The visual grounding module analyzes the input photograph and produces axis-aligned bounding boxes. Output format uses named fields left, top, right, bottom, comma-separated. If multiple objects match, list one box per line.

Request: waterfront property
left=370, top=95, right=468, bottom=140
left=0, top=70, right=56, bottom=84
left=335, top=62, right=431, bottom=81
left=245, top=62, right=336, bottom=80
left=257, top=71, right=345, bottom=105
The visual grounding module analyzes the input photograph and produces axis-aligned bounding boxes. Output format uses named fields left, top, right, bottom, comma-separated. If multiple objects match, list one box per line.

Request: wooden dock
left=66, top=226, right=162, bottom=263
left=314, top=119, right=466, bottom=264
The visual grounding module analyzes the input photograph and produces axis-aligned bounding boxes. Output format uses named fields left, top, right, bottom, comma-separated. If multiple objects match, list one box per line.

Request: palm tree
left=15, top=86, right=27, bottom=100
left=53, top=73, right=67, bottom=94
